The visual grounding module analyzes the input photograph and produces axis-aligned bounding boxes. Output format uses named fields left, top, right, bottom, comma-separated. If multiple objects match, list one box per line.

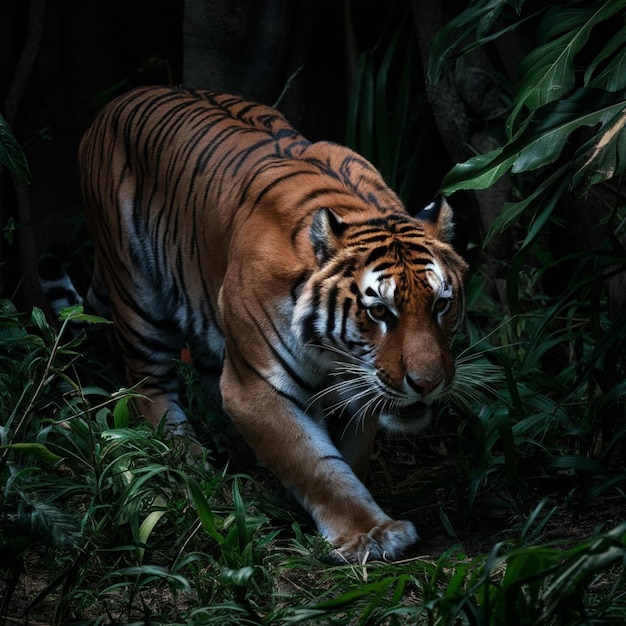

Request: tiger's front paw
left=327, top=520, right=419, bottom=564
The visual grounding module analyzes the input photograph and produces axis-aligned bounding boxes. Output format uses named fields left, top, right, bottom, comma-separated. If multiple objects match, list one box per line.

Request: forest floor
left=5, top=426, right=625, bottom=624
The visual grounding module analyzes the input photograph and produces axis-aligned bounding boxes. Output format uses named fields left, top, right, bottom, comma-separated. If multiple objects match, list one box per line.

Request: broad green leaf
left=137, top=507, right=167, bottom=564
left=18, top=500, right=80, bottom=549
left=507, top=0, right=626, bottom=134
left=441, top=146, right=514, bottom=193
left=484, top=164, right=568, bottom=245
left=585, top=29, right=626, bottom=90
left=101, top=565, right=192, bottom=593
left=571, top=106, right=626, bottom=191
left=30, top=307, right=51, bottom=334
left=113, top=395, right=132, bottom=429
left=1, top=442, right=62, bottom=464
left=535, top=4, right=602, bottom=44
left=549, top=454, right=606, bottom=474
left=220, top=566, right=256, bottom=587
left=441, top=88, right=626, bottom=194
left=59, top=305, right=112, bottom=325
left=0, top=112, right=31, bottom=185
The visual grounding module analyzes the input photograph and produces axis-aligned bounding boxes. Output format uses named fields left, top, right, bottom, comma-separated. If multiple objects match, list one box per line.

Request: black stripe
left=340, top=297, right=352, bottom=344
left=363, top=246, right=388, bottom=267
left=301, top=310, right=318, bottom=344
left=241, top=168, right=306, bottom=215
left=225, top=333, right=307, bottom=410
left=404, top=241, right=430, bottom=254
left=372, top=261, right=394, bottom=272
left=326, top=284, right=338, bottom=335
left=410, top=258, right=434, bottom=267
left=291, top=270, right=311, bottom=303
left=242, top=300, right=316, bottom=393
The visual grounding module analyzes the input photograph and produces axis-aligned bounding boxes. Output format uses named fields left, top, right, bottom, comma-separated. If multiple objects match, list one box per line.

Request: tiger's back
left=79, top=85, right=468, bottom=563
left=81, top=86, right=310, bottom=329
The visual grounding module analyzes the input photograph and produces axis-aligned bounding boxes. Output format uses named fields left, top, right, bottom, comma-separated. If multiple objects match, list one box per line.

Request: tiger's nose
left=405, top=373, right=444, bottom=397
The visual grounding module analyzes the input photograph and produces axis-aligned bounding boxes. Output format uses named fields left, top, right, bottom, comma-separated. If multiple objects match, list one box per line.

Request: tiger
left=78, top=85, right=468, bottom=563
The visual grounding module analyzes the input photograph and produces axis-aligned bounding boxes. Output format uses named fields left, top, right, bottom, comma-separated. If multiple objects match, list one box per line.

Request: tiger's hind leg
left=85, top=263, right=111, bottom=319
left=116, top=305, right=191, bottom=437
left=80, top=256, right=125, bottom=376
left=91, top=260, right=194, bottom=442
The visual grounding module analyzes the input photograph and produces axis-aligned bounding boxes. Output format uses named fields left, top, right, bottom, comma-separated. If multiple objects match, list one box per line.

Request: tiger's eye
left=433, top=297, right=451, bottom=314
left=368, top=303, right=389, bottom=321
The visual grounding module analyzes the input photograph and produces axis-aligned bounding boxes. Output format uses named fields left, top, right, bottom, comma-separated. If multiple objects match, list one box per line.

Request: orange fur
left=79, top=86, right=468, bottom=563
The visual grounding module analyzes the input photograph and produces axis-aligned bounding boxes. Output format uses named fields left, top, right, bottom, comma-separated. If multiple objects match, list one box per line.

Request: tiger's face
left=294, top=199, right=467, bottom=432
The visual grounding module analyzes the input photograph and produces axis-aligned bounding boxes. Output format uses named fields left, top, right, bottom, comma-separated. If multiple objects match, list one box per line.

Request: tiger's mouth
left=395, top=401, right=430, bottom=421
left=380, top=400, right=433, bottom=434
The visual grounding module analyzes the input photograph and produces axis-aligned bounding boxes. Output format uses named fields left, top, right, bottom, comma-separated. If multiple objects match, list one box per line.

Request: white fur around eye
left=361, top=270, right=398, bottom=316
left=426, top=261, right=452, bottom=299
left=378, top=276, right=396, bottom=302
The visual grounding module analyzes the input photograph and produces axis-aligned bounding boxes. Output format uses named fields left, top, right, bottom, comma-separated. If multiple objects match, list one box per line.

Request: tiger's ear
left=310, top=208, right=347, bottom=265
left=415, top=196, right=455, bottom=243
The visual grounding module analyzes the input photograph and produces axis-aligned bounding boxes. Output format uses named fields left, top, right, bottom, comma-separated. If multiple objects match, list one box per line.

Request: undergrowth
left=1, top=274, right=625, bottom=624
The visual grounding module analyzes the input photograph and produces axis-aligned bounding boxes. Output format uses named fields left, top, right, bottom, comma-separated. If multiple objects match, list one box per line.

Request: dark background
left=1, top=0, right=473, bottom=315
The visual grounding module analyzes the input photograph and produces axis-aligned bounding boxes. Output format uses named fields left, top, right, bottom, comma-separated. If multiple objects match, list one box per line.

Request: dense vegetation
left=2, top=1, right=626, bottom=623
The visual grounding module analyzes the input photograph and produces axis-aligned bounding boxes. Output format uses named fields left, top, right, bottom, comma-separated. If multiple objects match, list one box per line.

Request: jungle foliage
left=1, top=0, right=626, bottom=623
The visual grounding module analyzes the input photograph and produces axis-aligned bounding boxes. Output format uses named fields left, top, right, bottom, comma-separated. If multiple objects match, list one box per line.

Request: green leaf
left=112, top=395, right=132, bottom=429
left=441, top=88, right=626, bottom=194
left=59, top=305, right=112, bottom=325
left=231, top=479, right=249, bottom=551
left=428, top=0, right=512, bottom=84
left=18, top=501, right=81, bottom=549
left=484, top=164, right=568, bottom=245
left=0, top=112, right=31, bottom=185
left=585, top=29, right=626, bottom=90
left=307, top=577, right=399, bottom=611
left=30, top=307, right=50, bottom=333
left=1, top=442, right=62, bottom=464
left=102, top=565, right=192, bottom=593
left=137, top=508, right=167, bottom=564
left=185, top=475, right=224, bottom=544
left=511, top=88, right=626, bottom=173
left=441, top=146, right=514, bottom=194
left=507, top=1, right=626, bottom=134
left=549, top=455, right=606, bottom=474
left=220, top=566, right=256, bottom=587
left=570, top=105, right=626, bottom=191
left=536, top=4, right=602, bottom=44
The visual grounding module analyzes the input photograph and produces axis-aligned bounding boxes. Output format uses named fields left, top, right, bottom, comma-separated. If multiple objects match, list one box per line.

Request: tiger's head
left=294, top=197, right=468, bottom=432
